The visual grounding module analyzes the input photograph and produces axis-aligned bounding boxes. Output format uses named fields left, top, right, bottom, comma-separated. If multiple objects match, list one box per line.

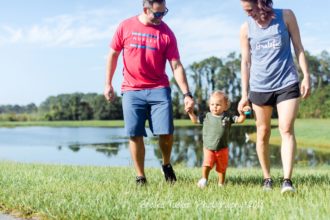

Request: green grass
left=248, top=119, right=330, bottom=151
left=0, top=162, right=329, bottom=219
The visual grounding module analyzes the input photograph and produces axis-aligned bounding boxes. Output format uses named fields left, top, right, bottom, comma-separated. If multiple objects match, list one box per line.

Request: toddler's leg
left=198, top=148, right=214, bottom=188
left=218, top=172, right=226, bottom=186
left=197, top=166, right=211, bottom=188
left=215, top=148, right=228, bottom=186
left=202, top=166, right=211, bottom=179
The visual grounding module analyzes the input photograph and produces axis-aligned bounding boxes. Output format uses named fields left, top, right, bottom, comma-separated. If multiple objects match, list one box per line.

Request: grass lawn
left=248, top=119, right=330, bottom=151
left=0, top=162, right=329, bottom=220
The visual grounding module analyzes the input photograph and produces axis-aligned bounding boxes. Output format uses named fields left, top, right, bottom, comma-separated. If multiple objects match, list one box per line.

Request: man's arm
left=169, top=59, right=194, bottom=112
left=104, top=49, right=120, bottom=102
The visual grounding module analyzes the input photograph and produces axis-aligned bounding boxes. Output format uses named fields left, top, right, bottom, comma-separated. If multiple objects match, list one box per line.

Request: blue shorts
left=122, top=87, right=174, bottom=137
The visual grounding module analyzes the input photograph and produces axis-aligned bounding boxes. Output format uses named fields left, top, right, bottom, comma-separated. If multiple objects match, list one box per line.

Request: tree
left=216, top=52, right=241, bottom=102
left=319, top=50, right=330, bottom=86
left=298, top=85, right=330, bottom=118
left=188, top=57, right=224, bottom=113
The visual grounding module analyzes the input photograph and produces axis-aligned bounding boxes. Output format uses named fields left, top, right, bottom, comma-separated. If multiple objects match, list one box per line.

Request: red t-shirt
left=111, top=16, right=180, bottom=91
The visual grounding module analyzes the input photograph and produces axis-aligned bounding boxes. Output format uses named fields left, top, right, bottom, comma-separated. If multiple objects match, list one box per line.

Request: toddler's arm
left=236, top=113, right=246, bottom=124
left=187, top=110, right=198, bottom=124
left=236, top=106, right=251, bottom=124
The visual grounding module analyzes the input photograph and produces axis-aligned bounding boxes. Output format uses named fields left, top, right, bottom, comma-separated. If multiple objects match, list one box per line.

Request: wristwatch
left=183, top=91, right=193, bottom=99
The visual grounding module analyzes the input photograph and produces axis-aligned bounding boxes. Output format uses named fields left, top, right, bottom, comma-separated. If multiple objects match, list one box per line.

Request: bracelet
left=183, top=92, right=193, bottom=99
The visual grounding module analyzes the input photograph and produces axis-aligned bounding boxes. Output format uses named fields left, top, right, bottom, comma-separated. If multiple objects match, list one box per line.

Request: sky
left=0, top=0, right=329, bottom=105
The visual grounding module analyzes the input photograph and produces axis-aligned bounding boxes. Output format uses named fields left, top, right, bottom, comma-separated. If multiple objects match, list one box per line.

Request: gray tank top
left=248, top=9, right=299, bottom=92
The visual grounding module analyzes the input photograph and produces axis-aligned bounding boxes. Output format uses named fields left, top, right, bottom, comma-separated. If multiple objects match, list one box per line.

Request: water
left=0, top=126, right=329, bottom=167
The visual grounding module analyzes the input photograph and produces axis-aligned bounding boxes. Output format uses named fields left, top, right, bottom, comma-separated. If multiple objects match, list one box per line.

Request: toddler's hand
left=242, top=106, right=251, bottom=115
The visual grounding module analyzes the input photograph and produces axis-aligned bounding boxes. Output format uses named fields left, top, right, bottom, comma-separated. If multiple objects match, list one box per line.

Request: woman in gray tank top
left=237, top=0, right=311, bottom=194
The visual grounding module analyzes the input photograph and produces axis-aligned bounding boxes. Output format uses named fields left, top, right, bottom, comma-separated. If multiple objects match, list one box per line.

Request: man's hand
left=104, top=85, right=115, bottom=102
left=184, top=96, right=194, bottom=113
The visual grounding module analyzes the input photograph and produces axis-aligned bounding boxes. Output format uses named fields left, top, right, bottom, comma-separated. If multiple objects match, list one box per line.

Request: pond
left=0, top=126, right=329, bottom=167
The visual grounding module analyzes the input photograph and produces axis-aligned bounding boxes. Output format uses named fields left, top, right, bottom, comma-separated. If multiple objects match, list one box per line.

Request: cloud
left=0, top=25, right=23, bottom=45
left=167, top=15, right=241, bottom=64
left=0, top=9, right=120, bottom=48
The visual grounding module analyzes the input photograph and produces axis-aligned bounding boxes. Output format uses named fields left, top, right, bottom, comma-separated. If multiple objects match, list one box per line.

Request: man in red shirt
left=104, top=0, right=194, bottom=185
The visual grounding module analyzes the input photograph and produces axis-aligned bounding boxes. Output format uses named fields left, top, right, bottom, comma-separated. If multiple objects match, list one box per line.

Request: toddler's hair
left=210, top=90, right=231, bottom=110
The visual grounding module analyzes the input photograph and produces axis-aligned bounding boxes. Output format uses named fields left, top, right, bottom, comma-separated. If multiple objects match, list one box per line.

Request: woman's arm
left=238, top=22, right=251, bottom=112
left=284, top=9, right=311, bottom=99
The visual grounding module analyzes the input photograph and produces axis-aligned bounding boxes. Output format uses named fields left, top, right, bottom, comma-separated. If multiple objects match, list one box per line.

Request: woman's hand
left=300, top=75, right=311, bottom=99
left=237, top=96, right=249, bottom=114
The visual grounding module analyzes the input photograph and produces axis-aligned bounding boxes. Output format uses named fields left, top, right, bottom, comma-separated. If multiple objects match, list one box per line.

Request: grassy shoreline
left=0, top=119, right=258, bottom=127
left=0, top=162, right=329, bottom=219
left=1, top=119, right=329, bottom=151
left=248, top=119, right=330, bottom=151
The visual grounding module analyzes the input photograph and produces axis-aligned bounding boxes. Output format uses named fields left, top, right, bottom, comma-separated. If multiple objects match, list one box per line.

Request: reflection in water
left=68, top=143, right=120, bottom=156
left=67, top=126, right=330, bottom=168
left=0, top=126, right=329, bottom=167
left=154, top=126, right=330, bottom=168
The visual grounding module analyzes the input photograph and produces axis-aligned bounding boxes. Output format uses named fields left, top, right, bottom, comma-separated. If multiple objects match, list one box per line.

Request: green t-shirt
left=201, top=112, right=238, bottom=151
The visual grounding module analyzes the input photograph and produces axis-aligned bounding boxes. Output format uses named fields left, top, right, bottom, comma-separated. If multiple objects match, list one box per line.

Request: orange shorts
left=202, top=147, right=229, bottom=173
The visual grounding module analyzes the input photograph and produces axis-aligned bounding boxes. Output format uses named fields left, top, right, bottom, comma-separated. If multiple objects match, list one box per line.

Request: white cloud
left=0, top=25, right=23, bottom=44
left=167, top=15, right=241, bottom=64
left=0, top=9, right=120, bottom=48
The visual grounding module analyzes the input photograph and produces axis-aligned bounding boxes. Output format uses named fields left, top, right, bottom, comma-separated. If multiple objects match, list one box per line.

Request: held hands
left=242, top=105, right=252, bottom=116
left=184, top=95, right=197, bottom=123
left=104, top=85, right=115, bottom=102
left=237, top=96, right=249, bottom=114
left=187, top=108, right=198, bottom=124
left=184, top=96, right=194, bottom=113
left=236, top=103, right=251, bottom=124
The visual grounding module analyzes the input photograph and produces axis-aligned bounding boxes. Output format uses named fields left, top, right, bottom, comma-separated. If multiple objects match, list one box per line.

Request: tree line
left=0, top=93, right=122, bottom=121
left=1, top=50, right=329, bottom=121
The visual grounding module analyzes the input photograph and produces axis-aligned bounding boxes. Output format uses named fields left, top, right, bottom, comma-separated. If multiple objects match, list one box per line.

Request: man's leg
left=148, top=88, right=176, bottom=182
left=129, top=136, right=145, bottom=177
left=159, top=134, right=173, bottom=165
left=159, top=134, right=176, bottom=182
left=122, top=90, right=148, bottom=184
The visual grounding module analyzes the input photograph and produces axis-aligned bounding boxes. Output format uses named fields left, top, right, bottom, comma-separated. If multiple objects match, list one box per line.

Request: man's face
left=145, top=2, right=168, bottom=25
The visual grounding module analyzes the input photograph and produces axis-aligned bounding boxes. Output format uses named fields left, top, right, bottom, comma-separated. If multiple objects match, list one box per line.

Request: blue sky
left=0, top=0, right=329, bottom=105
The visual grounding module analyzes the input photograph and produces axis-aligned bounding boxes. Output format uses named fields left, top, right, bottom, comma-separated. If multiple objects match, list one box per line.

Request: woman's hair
left=143, top=0, right=166, bottom=7
left=241, top=0, right=275, bottom=21
left=210, top=90, right=231, bottom=110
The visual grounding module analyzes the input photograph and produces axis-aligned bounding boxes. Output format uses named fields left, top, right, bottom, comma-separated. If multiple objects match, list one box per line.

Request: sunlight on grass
left=0, top=162, right=329, bottom=219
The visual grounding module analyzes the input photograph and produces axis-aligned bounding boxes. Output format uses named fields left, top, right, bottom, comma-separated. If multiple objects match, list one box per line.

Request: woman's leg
left=252, top=104, right=273, bottom=179
left=276, top=98, right=299, bottom=179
